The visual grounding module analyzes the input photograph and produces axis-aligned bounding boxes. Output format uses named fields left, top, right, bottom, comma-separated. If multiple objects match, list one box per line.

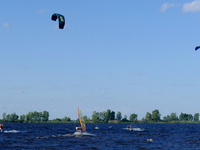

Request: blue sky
left=1, top=0, right=200, bottom=120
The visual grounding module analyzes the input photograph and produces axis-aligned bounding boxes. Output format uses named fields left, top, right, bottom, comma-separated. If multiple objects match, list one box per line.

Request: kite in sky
left=51, top=13, right=65, bottom=29
left=195, top=46, right=200, bottom=51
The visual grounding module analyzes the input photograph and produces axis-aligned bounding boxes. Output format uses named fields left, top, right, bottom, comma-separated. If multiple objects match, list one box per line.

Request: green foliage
left=170, top=113, right=178, bottom=121
left=2, top=109, right=200, bottom=124
left=188, top=114, right=193, bottom=121
left=91, top=109, right=117, bottom=123
left=2, top=111, right=49, bottom=123
left=99, top=112, right=105, bottom=121
left=194, top=113, right=199, bottom=121
left=145, top=112, right=151, bottom=121
left=62, top=116, right=71, bottom=122
left=54, top=118, right=62, bottom=122
left=83, top=116, right=87, bottom=122
left=2, top=113, right=19, bottom=122
left=91, top=109, right=122, bottom=123
left=92, top=111, right=100, bottom=123
left=10, top=113, right=19, bottom=122
left=151, top=109, right=161, bottom=122
left=42, top=111, right=49, bottom=121
left=121, top=115, right=129, bottom=122
left=105, top=109, right=111, bottom=123
left=163, top=113, right=178, bottom=122
left=179, top=113, right=193, bottom=121
left=2, top=113, right=6, bottom=122
left=110, top=111, right=115, bottom=120
left=116, top=111, right=122, bottom=120
left=163, top=115, right=170, bottom=122
left=20, top=115, right=26, bottom=122
left=129, top=113, right=138, bottom=121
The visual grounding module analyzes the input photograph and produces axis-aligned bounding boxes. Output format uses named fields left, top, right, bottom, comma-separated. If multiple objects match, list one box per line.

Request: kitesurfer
left=0, top=124, right=3, bottom=132
left=76, top=125, right=82, bottom=133
left=127, top=125, right=133, bottom=131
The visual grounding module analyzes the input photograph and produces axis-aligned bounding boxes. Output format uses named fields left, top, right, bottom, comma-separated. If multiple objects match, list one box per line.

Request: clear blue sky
left=1, top=0, right=200, bottom=120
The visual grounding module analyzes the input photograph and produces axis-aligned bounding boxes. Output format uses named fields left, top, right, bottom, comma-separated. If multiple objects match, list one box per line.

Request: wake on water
left=36, top=127, right=143, bottom=139
left=3, top=126, right=142, bottom=139
left=73, top=131, right=96, bottom=136
left=35, top=131, right=96, bottom=139
left=4, top=130, right=20, bottom=133
left=3, top=128, right=96, bottom=139
left=123, top=127, right=145, bottom=131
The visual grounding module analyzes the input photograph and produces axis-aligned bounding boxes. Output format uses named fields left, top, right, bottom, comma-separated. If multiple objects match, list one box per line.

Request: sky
left=1, top=0, right=200, bottom=120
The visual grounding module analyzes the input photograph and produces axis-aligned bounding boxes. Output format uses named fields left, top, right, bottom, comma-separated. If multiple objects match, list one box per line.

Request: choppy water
left=1, top=123, right=200, bottom=149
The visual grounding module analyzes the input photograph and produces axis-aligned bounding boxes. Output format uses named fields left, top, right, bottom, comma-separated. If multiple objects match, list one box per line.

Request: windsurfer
left=0, top=124, right=3, bottom=132
left=76, top=125, right=82, bottom=133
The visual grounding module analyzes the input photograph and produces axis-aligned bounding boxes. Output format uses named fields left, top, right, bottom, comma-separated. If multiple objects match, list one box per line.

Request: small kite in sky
left=51, top=13, right=65, bottom=29
left=195, top=46, right=200, bottom=51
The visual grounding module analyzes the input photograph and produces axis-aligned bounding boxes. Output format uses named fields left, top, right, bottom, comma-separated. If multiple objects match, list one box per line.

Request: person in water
left=76, top=125, right=82, bottom=133
left=127, top=125, right=133, bottom=131
left=0, top=124, right=3, bottom=132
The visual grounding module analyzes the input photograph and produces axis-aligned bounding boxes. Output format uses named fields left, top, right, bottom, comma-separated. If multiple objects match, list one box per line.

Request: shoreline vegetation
left=0, top=109, right=199, bottom=124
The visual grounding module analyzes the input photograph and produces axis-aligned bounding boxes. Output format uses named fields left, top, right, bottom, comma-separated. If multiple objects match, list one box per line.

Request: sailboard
left=78, top=108, right=86, bottom=132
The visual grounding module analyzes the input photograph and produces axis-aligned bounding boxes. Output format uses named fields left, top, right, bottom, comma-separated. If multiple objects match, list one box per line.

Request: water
left=1, top=123, right=200, bottom=149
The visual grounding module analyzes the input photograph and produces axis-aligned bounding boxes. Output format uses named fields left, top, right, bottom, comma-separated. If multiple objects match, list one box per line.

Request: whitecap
left=146, top=138, right=153, bottom=142
left=123, top=128, right=145, bottom=131
left=4, top=130, right=19, bottom=133
left=73, top=131, right=96, bottom=136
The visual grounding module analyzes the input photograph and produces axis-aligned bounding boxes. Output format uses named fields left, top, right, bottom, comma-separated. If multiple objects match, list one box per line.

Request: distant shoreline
left=1, top=109, right=199, bottom=123
left=1, top=120, right=200, bottom=124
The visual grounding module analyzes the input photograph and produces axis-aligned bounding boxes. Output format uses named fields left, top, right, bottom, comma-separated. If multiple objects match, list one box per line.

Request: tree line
left=142, top=110, right=199, bottom=123
left=1, top=111, right=49, bottom=123
left=0, top=110, right=72, bottom=123
left=85, top=109, right=200, bottom=123
left=0, top=109, right=199, bottom=123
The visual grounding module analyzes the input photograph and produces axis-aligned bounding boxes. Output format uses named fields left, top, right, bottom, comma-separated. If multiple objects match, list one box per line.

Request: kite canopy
left=195, top=46, right=200, bottom=51
left=78, top=108, right=86, bottom=132
left=51, top=13, right=65, bottom=29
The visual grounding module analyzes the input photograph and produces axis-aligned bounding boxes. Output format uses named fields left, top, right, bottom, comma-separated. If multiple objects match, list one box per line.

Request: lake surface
left=0, top=123, right=200, bottom=149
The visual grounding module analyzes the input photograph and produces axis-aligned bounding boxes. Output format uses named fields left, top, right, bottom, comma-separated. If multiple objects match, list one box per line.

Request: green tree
left=151, top=109, right=161, bottom=122
left=163, top=115, right=170, bottom=122
left=2, top=113, right=6, bottom=122
left=110, top=111, right=115, bottom=120
left=39, top=112, right=43, bottom=121
left=99, top=112, right=105, bottom=121
left=141, top=117, right=147, bottom=122
left=170, top=113, right=178, bottom=121
left=116, top=111, right=122, bottom=120
left=42, top=111, right=49, bottom=121
left=164, top=113, right=178, bottom=122
left=194, top=113, right=199, bottom=121
left=179, top=113, right=193, bottom=121
left=105, top=109, right=111, bottom=123
left=53, top=118, right=62, bottom=122
left=92, top=111, right=100, bottom=123
left=20, top=114, right=26, bottom=122
left=121, top=115, right=129, bottom=122
left=6, top=114, right=10, bottom=121
left=62, top=116, right=71, bottom=122
left=10, top=113, right=19, bottom=122
left=83, top=116, right=87, bottom=122
left=188, top=114, right=193, bottom=121
left=32, top=111, right=41, bottom=121
left=179, top=113, right=184, bottom=121
left=26, top=112, right=33, bottom=122
left=145, top=112, right=151, bottom=121
left=129, top=113, right=138, bottom=121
